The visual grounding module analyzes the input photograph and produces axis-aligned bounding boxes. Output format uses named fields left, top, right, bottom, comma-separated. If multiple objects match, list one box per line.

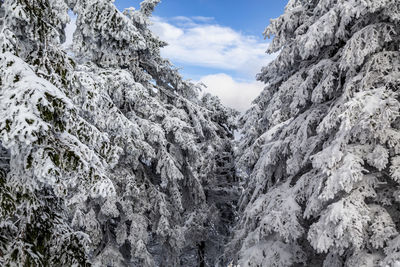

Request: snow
left=2, top=0, right=400, bottom=266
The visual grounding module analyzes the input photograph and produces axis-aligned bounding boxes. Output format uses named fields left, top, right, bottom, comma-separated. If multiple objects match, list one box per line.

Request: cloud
left=169, top=16, right=215, bottom=27
left=199, top=73, right=264, bottom=112
left=151, top=16, right=275, bottom=76
left=150, top=16, right=275, bottom=112
left=191, top=16, right=215, bottom=22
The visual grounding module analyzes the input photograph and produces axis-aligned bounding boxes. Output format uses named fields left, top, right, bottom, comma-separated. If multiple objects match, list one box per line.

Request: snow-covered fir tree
left=0, top=0, right=237, bottom=266
left=0, top=0, right=93, bottom=264
left=230, top=0, right=400, bottom=266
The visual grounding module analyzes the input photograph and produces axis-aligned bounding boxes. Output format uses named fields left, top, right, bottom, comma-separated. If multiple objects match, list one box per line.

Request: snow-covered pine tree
left=0, top=0, right=99, bottom=265
left=230, top=0, right=400, bottom=266
left=68, top=2, right=237, bottom=264
left=0, top=0, right=237, bottom=266
left=200, top=93, right=240, bottom=266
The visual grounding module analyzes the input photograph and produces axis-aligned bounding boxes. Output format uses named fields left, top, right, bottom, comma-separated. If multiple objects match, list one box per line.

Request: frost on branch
left=0, top=0, right=237, bottom=265
left=231, top=0, right=400, bottom=265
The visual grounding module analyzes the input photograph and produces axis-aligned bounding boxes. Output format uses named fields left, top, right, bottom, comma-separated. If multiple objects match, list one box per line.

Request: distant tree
left=0, top=0, right=237, bottom=266
left=230, top=0, right=400, bottom=266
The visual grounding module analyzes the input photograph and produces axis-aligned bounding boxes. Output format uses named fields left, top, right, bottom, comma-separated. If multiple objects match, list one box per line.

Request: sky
left=98, top=1, right=288, bottom=111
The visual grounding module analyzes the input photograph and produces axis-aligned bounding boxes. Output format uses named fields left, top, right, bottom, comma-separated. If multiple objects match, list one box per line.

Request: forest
left=1, top=0, right=400, bottom=266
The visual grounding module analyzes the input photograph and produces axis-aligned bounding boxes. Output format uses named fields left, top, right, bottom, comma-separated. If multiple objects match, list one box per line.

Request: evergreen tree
left=230, top=0, right=400, bottom=266
left=0, top=0, right=237, bottom=265
left=0, top=0, right=94, bottom=265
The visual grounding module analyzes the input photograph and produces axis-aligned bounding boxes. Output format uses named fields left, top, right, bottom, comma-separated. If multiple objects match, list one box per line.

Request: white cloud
left=151, top=16, right=276, bottom=111
left=153, top=20, right=184, bottom=40
left=151, top=16, right=275, bottom=76
left=191, top=16, right=215, bottom=23
left=200, top=73, right=264, bottom=112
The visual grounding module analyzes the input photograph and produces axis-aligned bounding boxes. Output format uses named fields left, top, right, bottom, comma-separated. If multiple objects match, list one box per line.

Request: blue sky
left=114, top=0, right=288, bottom=111
left=115, top=0, right=287, bottom=36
